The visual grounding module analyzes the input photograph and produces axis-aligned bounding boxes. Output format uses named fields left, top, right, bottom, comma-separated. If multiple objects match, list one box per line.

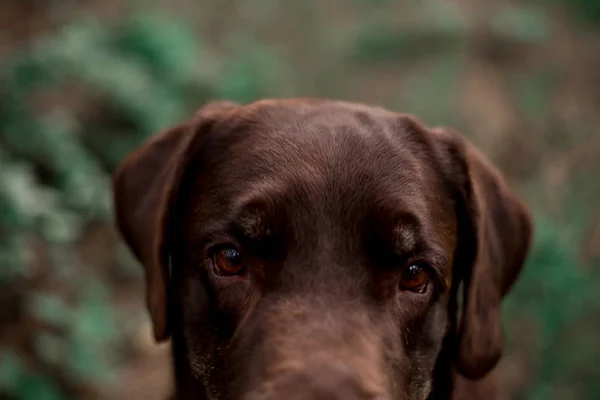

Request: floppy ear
left=112, top=101, right=239, bottom=342
left=433, top=127, right=533, bottom=379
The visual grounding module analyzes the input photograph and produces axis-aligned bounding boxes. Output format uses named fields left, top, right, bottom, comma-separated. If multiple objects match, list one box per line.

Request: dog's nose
left=249, top=362, right=386, bottom=400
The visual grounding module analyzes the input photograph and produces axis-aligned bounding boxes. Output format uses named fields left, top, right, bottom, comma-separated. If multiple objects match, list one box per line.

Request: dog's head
left=112, top=99, right=532, bottom=400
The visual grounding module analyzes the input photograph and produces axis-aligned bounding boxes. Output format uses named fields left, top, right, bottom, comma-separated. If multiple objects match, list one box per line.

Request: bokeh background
left=1, top=0, right=600, bottom=399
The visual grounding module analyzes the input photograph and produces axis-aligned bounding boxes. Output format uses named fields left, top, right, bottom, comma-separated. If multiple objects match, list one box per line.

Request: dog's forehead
left=187, top=101, right=455, bottom=244
left=212, top=100, right=431, bottom=182
left=231, top=99, right=401, bottom=139
left=194, top=100, right=447, bottom=200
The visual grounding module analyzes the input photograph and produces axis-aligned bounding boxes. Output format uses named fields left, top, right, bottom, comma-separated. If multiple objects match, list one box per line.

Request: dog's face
left=112, top=99, right=532, bottom=400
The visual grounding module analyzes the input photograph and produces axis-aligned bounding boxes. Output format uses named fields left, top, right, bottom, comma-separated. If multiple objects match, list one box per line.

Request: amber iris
left=399, top=263, right=430, bottom=292
left=212, top=247, right=245, bottom=276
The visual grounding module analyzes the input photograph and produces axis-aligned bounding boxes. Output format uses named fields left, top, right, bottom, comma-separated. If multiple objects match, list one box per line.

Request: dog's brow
left=231, top=196, right=284, bottom=241
left=393, top=221, right=419, bottom=254
left=388, top=215, right=451, bottom=279
left=236, top=211, right=272, bottom=240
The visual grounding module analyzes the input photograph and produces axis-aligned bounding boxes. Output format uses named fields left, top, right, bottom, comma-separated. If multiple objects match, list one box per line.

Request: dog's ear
left=112, top=101, right=239, bottom=342
left=433, top=127, right=533, bottom=379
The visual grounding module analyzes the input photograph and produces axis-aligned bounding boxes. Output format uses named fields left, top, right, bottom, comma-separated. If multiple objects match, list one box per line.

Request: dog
left=112, top=98, right=532, bottom=400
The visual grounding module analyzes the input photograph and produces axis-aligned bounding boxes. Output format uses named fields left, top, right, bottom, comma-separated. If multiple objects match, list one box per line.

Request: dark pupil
left=406, top=265, right=421, bottom=280
left=222, top=248, right=242, bottom=265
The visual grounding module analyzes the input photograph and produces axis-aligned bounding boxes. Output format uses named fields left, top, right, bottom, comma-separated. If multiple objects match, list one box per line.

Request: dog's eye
left=211, top=247, right=245, bottom=276
left=398, top=263, right=430, bottom=293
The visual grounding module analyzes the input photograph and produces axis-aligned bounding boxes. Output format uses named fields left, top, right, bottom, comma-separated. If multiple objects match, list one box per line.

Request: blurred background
left=1, top=0, right=599, bottom=399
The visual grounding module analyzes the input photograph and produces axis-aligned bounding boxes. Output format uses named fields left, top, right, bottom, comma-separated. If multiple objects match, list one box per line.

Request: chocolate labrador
left=112, top=99, right=532, bottom=400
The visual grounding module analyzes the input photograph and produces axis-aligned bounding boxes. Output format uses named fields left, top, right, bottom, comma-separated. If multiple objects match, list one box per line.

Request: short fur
left=112, top=99, right=532, bottom=400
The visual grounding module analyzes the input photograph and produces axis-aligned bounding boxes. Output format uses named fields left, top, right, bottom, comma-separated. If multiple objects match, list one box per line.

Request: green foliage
left=215, top=48, right=283, bottom=103
left=1, top=1, right=599, bottom=399
left=397, top=53, right=465, bottom=125
left=351, top=5, right=468, bottom=64
left=513, top=70, right=557, bottom=126
left=503, top=216, right=600, bottom=398
left=490, top=5, right=549, bottom=44
left=0, top=349, right=66, bottom=400
left=559, top=0, right=600, bottom=25
left=0, top=15, right=178, bottom=400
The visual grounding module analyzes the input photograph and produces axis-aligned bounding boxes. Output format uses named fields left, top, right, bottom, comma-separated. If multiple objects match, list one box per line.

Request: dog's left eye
left=211, top=246, right=245, bottom=276
left=398, top=263, right=430, bottom=293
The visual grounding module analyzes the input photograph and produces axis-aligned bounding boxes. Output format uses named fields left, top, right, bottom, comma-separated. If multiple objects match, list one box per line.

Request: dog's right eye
left=398, top=263, right=430, bottom=293
left=211, top=246, right=246, bottom=276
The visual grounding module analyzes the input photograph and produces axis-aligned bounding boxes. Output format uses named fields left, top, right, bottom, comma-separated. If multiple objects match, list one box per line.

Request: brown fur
left=112, top=99, right=533, bottom=400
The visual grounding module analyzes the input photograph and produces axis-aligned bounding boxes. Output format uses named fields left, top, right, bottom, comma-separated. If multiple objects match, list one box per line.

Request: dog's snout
left=238, top=298, right=390, bottom=400
left=246, top=362, right=386, bottom=400
left=295, top=364, right=378, bottom=400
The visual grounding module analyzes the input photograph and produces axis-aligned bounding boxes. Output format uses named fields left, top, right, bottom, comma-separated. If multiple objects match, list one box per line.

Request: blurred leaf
left=0, top=350, right=65, bottom=400
left=0, top=237, right=31, bottom=282
left=34, top=333, right=67, bottom=366
left=67, top=282, right=118, bottom=385
left=216, top=48, right=282, bottom=103
left=15, top=374, right=65, bottom=400
left=0, top=350, right=26, bottom=392
left=397, top=53, right=464, bottom=124
left=351, top=26, right=465, bottom=64
left=513, top=70, right=557, bottom=124
left=559, top=0, right=600, bottom=25
left=38, top=210, right=82, bottom=244
left=490, top=5, right=549, bottom=44
left=29, top=293, right=73, bottom=328
left=117, top=13, right=215, bottom=85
